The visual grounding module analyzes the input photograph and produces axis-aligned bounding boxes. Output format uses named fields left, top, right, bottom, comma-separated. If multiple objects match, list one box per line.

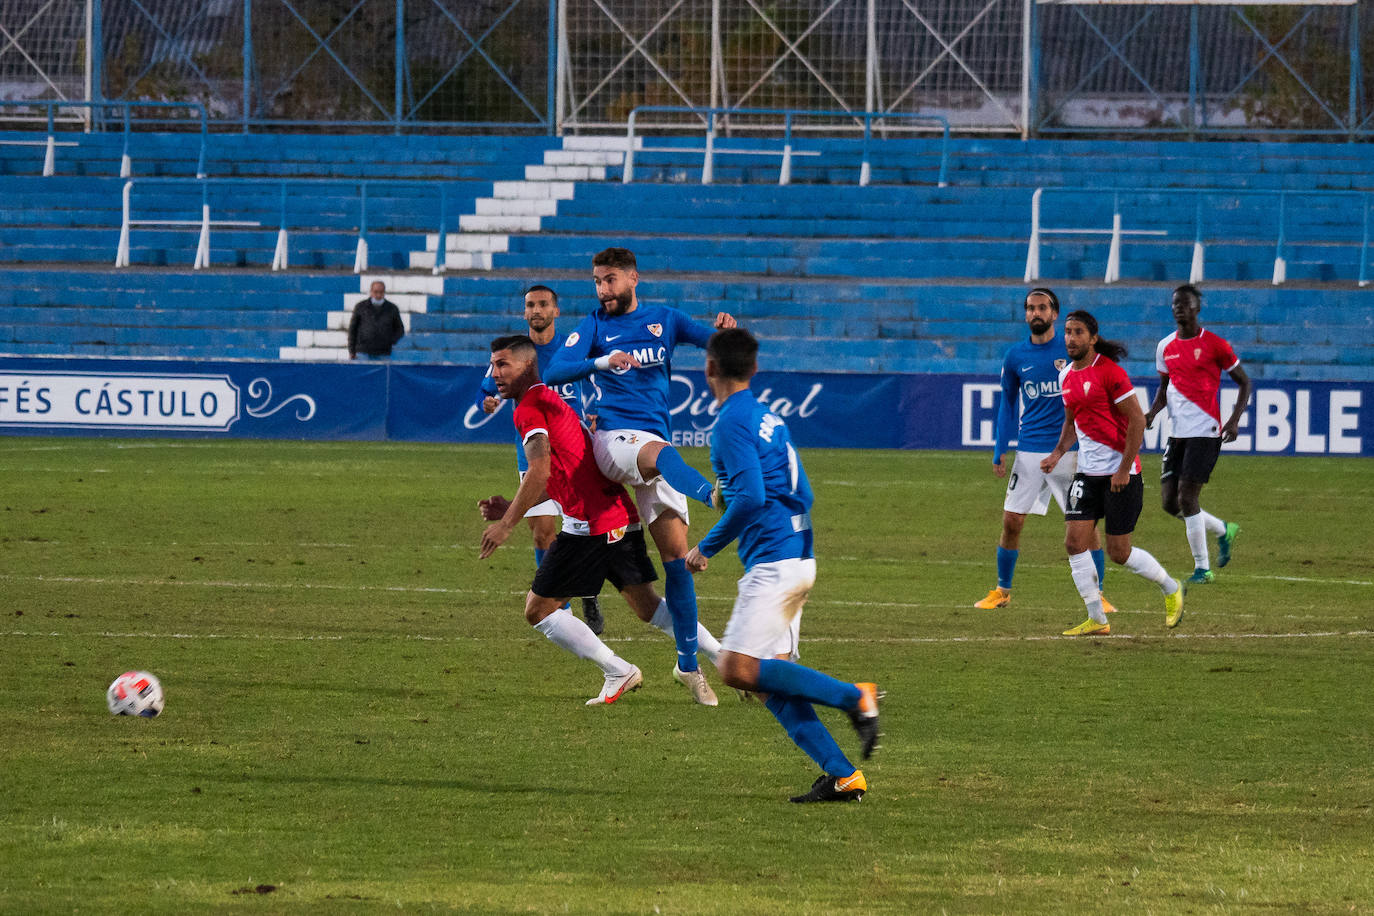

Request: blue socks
left=998, top=546, right=1102, bottom=590
left=662, top=558, right=700, bottom=672
left=534, top=547, right=546, bottom=568
left=996, top=545, right=1018, bottom=590
left=654, top=446, right=714, bottom=506
left=755, top=658, right=861, bottom=710
left=765, top=695, right=855, bottom=778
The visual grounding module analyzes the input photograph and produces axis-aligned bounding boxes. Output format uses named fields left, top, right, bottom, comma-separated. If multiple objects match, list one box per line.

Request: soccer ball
left=107, top=671, right=164, bottom=717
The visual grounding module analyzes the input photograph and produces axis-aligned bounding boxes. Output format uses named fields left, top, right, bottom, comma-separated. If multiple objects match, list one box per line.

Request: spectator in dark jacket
left=348, top=281, right=405, bottom=359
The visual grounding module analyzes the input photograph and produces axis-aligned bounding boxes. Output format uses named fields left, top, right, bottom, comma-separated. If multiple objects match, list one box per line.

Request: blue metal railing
left=114, top=176, right=484, bottom=274
left=0, top=99, right=208, bottom=178
left=1025, top=185, right=1373, bottom=287
left=623, top=106, right=950, bottom=188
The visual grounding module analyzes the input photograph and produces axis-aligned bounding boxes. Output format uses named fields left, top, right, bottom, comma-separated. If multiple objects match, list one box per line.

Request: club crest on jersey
left=1055, top=359, right=1067, bottom=371
left=564, top=332, right=579, bottom=347
left=1083, top=381, right=1092, bottom=395
left=1194, top=347, right=1202, bottom=360
left=646, top=323, right=663, bottom=338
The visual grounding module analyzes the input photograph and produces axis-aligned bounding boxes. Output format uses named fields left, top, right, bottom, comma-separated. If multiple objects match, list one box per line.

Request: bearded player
left=544, top=247, right=734, bottom=706
left=976, top=288, right=1114, bottom=614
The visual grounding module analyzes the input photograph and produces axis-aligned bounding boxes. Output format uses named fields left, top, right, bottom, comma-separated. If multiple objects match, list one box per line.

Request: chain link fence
left=0, top=0, right=1369, bottom=135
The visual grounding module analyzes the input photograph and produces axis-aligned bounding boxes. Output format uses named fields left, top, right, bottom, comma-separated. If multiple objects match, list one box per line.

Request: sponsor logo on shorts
left=607, top=526, right=627, bottom=544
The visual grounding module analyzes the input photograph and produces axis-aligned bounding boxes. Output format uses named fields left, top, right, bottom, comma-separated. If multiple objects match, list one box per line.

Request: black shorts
left=1064, top=473, right=1144, bottom=536
left=531, top=526, right=657, bottom=600
left=1161, top=436, right=1223, bottom=484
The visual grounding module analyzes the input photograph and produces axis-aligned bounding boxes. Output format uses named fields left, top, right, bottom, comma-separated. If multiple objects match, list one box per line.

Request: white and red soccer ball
left=107, top=671, right=164, bottom=717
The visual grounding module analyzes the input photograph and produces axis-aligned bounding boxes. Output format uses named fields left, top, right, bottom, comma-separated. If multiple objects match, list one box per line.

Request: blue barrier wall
left=1, top=358, right=1369, bottom=457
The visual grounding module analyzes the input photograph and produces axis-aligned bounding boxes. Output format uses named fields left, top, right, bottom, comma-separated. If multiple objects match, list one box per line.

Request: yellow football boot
left=1062, top=618, right=1111, bottom=637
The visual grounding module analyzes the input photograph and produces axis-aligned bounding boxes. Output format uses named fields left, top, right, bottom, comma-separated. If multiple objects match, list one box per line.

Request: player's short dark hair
left=1064, top=310, right=1128, bottom=362
left=524, top=284, right=558, bottom=304
left=707, top=328, right=759, bottom=380
left=592, top=247, right=637, bottom=271
left=1173, top=283, right=1201, bottom=304
left=490, top=334, right=536, bottom=357
left=1025, top=287, right=1060, bottom=314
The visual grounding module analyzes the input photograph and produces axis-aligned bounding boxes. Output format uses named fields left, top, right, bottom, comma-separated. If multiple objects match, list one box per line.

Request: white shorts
left=518, top=470, right=560, bottom=518
left=720, top=557, right=816, bottom=661
left=591, top=427, right=689, bottom=526
left=1003, top=450, right=1077, bottom=516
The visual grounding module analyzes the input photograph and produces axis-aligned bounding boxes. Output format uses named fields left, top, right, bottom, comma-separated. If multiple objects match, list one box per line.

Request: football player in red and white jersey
left=478, top=335, right=723, bottom=706
left=1144, top=285, right=1251, bottom=585
left=1042, top=312, right=1185, bottom=636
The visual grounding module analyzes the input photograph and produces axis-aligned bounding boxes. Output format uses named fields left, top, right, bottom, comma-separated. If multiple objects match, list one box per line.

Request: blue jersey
left=474, top=333, right=586, bottom=472
left=994, top=333, right=1074, bottom=463
left=543, top=302, right=715, bottom=440
left=698, top=390, right=814, bottom=570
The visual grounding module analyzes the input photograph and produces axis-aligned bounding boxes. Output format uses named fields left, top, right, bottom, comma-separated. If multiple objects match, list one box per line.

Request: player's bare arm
left=993, top=455, right=1007, bottom=478
left=1221, top=364, right=1252, bottom=443
left=481, top=395, right=500, bottom=414
left=1144, top=373, right=1170, bottom=428
left=1040, top=408, right=1078, bottom=473
left=1111, top=396, right=1146, bottom=492
left=479, top=433, right=552, bottom=558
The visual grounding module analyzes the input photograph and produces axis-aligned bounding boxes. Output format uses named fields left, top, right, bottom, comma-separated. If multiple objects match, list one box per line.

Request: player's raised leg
left=650, top=443, right=715, bottom=507
left=719, top=649, right=879, bottom=802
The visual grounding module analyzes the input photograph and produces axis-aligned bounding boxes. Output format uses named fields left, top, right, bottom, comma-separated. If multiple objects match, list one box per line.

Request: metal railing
left=0, top=100, right=208, bottom=178
left=623, top=106, right=950, bottom=188
left=1025, top=186, right=1374, bottom=287
left=114, top=177, right=483, bottom=274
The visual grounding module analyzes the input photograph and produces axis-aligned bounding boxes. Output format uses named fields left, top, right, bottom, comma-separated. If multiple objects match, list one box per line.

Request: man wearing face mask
left=348, top=280, right=406, bottom=360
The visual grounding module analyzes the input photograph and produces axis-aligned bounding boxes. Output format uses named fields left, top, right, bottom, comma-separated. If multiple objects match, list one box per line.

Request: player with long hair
left=1041, top=311, right=1185, bottom=636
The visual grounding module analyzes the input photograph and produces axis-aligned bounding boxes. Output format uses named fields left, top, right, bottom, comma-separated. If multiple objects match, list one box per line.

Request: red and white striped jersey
left=1059, top=354, right=1141, bottom=476
left=1154, top=329, right=1240, bottom=438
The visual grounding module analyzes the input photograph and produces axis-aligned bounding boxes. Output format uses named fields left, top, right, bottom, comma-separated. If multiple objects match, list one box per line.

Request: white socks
left=649, top=599, right=722, bottom=666
left=1184, top=513, right=1210, bottom=569
left=1198, top=509, right=1226, bottom=536
left=534, top=608, right=630, bottom=675
left=1123, top=547, right=1179, bottom=595
left=1068, top=551, right=1107, bottom=624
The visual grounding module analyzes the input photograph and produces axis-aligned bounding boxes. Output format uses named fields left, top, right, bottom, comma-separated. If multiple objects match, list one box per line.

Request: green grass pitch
left=1, top=437, right=1370, bottom=913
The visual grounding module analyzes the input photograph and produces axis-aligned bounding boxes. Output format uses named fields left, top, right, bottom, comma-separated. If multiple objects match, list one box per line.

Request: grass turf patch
left=1, top=439, right=1371, bottom=913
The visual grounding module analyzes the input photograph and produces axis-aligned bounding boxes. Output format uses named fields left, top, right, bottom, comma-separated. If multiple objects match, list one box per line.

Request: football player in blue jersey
left=544, top=248, right=733, bottom=706
left=685, top=328, right=881, bottom=803
left=475, top=285, right=604, bottom=635
left=975, top=288, right=1115, bottom=613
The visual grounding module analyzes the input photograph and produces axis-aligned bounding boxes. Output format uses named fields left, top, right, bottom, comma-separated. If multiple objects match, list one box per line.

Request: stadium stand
left=1, top=132, right=1371, bottom=380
